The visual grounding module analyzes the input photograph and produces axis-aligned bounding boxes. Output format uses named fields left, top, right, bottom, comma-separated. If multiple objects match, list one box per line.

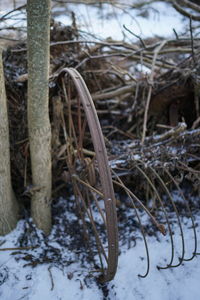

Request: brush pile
left=3, top=17, right=199, bottom=200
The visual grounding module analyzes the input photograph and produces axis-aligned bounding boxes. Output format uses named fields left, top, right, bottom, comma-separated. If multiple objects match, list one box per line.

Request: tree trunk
left=0, top=49, right=19, bottom=235
left=27, top=0, right=52, bottom=235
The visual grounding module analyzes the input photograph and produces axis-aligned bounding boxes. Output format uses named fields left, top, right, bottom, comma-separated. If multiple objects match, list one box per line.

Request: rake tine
left=86, top=189, right=107, bottom=273
left=75, top=181, right=108, bottom=264
left=73, top=183, right=91, bottom=244
left=135, top=163, right=175, bottom=270
left=62, top=77, right=80, bottom=155
left=113, top=169, right=166, bottom=234
left=75, top=176, right=107, bottom=226
left=165, top=169, right=198, bottom=260
left=75, top=188, right=105, bottom=274
left=77, top=96, right=87, bottom=161
left=112, top=171, right=150, bottom=278
left=90, top=190, right=107, bottom=226
left=149, top=166, right=185, bottom=268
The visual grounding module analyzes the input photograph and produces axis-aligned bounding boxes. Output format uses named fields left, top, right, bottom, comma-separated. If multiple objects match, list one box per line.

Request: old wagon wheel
left=59, top=68, right=118, bottom=282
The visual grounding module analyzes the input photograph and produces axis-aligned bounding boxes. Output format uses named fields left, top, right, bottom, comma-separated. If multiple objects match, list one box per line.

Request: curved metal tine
left=76, top=186, right=106, bottom=274
left=62, top=78, right=79, bottom=175
left=90, top=189, right=107, bottom=226
left=73, top=182, right=91, bottom=242
left=112, top=171, right=150, bottom=278
left=113, top=169, right=166, bottom=233
left=72, top=176, right=107, bottom=226
left=61, top=77, right=73, bottom=140
left=165, top=169, right=198, bottom=260
left=178, top=161, right=200, bottom=255
left=177, top=162, right=200, bottom=256
left=62, top=77, right=84, bottom=187
left=135, top=163, right=175, bottom=270
left=59, top=78, right=69, bottom=143
left=149, top=165, right=185, bottom=268
left=77, top=95, right=87, bottom=160
left=56, top=78, right=68, bottom=144
left=62, top=76, right=81, bottom=158
left=178, top=161, right=200, bottom=176
left=75, top=181, right=108, bottom=265
left=86, top=157, right=97, bottom=187
left=73, top=175, right=103, bottom=197
left=86, top=188, right=107, bottom=274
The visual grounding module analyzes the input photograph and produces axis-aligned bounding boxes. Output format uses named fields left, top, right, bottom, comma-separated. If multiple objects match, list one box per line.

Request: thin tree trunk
left=0, top=48, right=19, bottom=235
left=27, top=0, right=52, bottom=235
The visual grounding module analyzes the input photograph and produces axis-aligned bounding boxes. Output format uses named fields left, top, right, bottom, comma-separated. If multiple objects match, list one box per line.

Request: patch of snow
left=133, top=154, right=141, bottom=160
left=109, top=159, right=126, bottom=168
left=0, top=1, right=197, bottom=43
left=1, top=207, right=200, bottom=300
left=54, top=1, right=187, bottom=40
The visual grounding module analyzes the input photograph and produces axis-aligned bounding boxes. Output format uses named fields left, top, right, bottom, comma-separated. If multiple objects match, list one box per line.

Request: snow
left=1, top=209, right=200, bottom=300
left=0, top=1, right=191, bottom=41
left=115, top=251, right=200, bottom=300
left=54, top=1, right=186, bottom=40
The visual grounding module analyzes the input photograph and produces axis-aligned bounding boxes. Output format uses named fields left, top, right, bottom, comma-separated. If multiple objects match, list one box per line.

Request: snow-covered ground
left=0, top=1, right=194, bottom=41
left=0, top=205, right=200, bottom=300
left=54, top=1, right=186, bottom=40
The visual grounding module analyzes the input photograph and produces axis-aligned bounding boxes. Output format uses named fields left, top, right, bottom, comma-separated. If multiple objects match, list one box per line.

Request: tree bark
left=0, top=48, right=19, bottom=235
left=27, top=0, right=52, bottom=235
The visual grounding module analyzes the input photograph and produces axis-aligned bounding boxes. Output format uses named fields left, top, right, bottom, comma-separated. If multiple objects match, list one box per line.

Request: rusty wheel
left=59, top=68, right=118, bottom=282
